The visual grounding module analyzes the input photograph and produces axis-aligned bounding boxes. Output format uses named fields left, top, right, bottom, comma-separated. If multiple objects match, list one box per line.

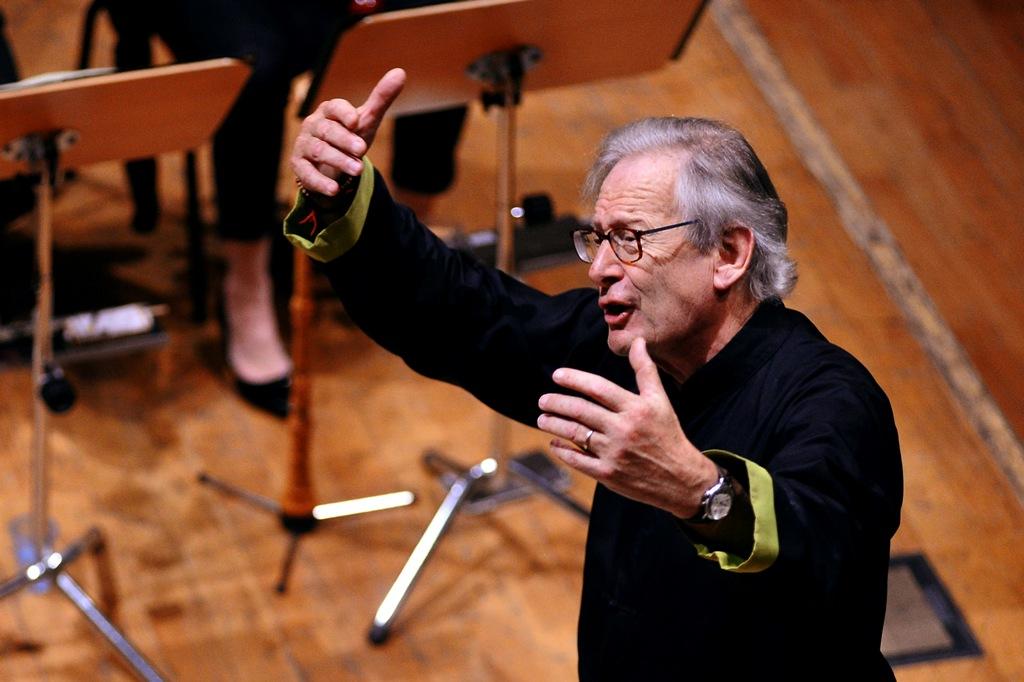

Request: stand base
left=424, top=449, right=580, bottom=515
left=197, top=472, right=415, bottom=593
left=368, top=451, right=588, bottom=644
left=0, top=526, right=166, bottom=681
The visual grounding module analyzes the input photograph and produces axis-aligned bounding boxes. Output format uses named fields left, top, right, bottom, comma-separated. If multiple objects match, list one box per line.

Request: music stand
left=305, top=0, right=708, bottom=643
left=0, top=58, right=250, bottom=681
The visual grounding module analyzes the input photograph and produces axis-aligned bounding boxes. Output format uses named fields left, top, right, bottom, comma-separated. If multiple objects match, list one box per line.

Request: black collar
left=667, top=299, right=797, bottom=414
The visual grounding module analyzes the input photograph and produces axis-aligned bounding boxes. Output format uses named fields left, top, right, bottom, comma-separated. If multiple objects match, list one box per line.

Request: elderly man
left=287, top=69, right=903, bottom=679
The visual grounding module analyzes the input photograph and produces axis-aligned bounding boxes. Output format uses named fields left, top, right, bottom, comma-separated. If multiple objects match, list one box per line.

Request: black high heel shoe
left=233, top=374, right=291, bottom=419
left=218, top=301, right=291, bottom=419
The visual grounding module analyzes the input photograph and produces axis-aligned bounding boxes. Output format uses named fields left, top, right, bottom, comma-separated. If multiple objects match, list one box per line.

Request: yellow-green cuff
left=691, top=449, right=778, bottom=573
left=283, top=158, right=376, bottom=263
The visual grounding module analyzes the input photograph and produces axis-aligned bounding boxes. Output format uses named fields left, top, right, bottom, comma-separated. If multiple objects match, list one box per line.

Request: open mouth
left=604, top=303, right=628, bottom=316
left=601, top=301, right=633, bottom=326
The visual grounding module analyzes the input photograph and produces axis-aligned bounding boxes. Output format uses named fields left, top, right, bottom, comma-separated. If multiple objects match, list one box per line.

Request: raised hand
left=537, top=337, right=720, bottom=518
left=290, top=67, right=407, bottom=196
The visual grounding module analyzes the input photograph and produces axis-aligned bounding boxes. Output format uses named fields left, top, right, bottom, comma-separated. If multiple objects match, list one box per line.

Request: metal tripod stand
left=0, top=130, right=166, bottom=681
left=367, top=45, right=589, bottom=645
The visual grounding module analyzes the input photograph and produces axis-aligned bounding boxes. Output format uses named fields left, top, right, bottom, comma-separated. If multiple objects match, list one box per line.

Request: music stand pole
left=0, top=131, right=165, bottom=682
left=368, top=46, right=590, bottom=644
left=486, top=49, right=517, bottom=461
left=418, top=46, right=591, bottom=513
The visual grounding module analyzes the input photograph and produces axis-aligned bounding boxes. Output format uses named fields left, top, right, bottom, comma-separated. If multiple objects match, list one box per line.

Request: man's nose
left=588, top=240, right=622, bottom=285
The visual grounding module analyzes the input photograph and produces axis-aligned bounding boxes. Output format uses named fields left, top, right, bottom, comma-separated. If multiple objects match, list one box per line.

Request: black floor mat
left=883, top=553, right=982, bottom=667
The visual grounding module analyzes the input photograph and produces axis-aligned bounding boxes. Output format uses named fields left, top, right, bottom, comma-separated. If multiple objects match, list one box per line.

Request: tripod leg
left=507, top=455, right=590, bottom=520
left=86, top=527, right=119, bottom=617
left=312, top=491, right=415, bottom=521
left=275, top=532, right=302, bottom=594
left=197, top=471, right=281, bottom=514
left=0, top=562, right=39, bottom=598
left=368, top=458, right=497, bottom=645
left=1, top=527, right=112, bottom=600
left=56, top=572, right=166, bottom=682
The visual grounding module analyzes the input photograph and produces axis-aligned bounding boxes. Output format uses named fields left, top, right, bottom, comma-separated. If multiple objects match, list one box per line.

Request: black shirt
left=317, top=174, right=903, bottom=680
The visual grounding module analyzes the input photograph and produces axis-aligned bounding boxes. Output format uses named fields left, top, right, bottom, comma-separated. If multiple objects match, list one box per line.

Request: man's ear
left=713, top=225, right=754, bottom=292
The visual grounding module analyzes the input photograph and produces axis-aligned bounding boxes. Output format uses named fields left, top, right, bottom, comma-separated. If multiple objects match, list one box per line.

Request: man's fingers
left=291, top=157, right=341, bottom=196
left=537, top=412, right=598, bottom=450
left=549, top=440, right=612, bottom=480
left=294, top=68, right=405, bottom=180
left=356, top=67, right=407, bottom=136
left=551, top=366, right=634, bottom=411
left=629, top=338, right=666, bottom=397
left=298, top=132, right=361, bottom=176
left=537, top=392, right=608, bottom=429
left=302, top=105, right=367, bottom=159
left=316, top=98, right=360, bottom=129
left=313, top=116, right=367, bottom=159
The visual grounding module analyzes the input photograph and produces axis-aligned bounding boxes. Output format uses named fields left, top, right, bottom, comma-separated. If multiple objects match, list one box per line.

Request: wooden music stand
left=0, top=58, right=249, bottom=681
left=303, top=0, right=708, bottom=643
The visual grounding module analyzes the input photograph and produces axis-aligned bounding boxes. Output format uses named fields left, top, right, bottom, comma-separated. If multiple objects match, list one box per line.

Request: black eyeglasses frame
left=571, top=218, right=701, bottom=263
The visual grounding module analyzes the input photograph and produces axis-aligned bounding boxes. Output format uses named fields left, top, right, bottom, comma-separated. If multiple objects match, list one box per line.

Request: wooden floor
left=2, top=0, right=1023, bottom=679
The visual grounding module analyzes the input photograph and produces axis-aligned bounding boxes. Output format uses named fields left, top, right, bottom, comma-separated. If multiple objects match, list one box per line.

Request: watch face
left=707, top=491, right=732, bottom=521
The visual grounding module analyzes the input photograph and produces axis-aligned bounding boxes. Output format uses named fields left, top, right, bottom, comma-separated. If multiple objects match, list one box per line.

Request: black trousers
left=0, top=10, right=36, bottom=229
left=106, top=0, right=466, bottom=240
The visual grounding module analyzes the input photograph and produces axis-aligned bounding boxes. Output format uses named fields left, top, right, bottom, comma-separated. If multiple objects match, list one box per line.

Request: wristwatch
left=688, top=466, right=734, bottom=523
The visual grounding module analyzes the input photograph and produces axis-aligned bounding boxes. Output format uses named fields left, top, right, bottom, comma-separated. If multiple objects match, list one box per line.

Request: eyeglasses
left=571, top=219, right=700, bottom=263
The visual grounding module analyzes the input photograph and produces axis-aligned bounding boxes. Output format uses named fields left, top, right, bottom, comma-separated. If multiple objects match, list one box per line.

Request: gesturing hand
left=537, top=338, right=719, bottom=519
left=290, top=67, right=407, bottom=196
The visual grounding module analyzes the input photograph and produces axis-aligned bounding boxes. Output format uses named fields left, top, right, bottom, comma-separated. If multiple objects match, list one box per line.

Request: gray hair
left=582, top=117, right=796, bottom=301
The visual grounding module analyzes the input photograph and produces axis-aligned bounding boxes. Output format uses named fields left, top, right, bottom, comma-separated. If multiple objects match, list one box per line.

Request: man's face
left=589, top=152, right=719, bottom=362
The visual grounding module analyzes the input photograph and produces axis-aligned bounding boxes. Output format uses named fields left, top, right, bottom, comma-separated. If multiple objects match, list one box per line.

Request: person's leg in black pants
left=104, top=0, right=467, bottom=416
left=0, top=10, right=36, bottom=229
left=104, top=2, right=161, bottom=233
left=112, top=0, right=342, bottom=416
left=390, top=105, right=468, bottom=218
left=384, top=0, right=469, bottom=218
